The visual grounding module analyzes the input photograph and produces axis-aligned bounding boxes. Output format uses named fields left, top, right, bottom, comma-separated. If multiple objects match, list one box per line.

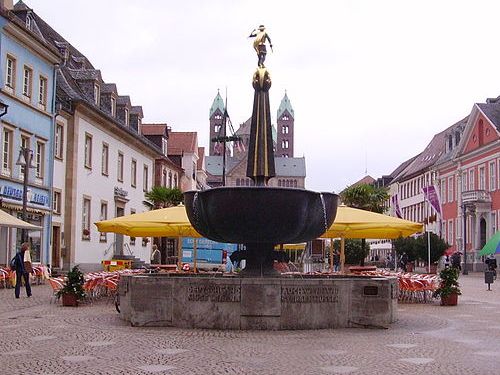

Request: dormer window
left=124, top=108, right=129, bottom=126
left=26, top=15, right=32, bottom=30
left=93, top=83, right=100, bottom=106
left=111, top=97, right=116, bottom=116
left=162, top=138, right=168, bottom=155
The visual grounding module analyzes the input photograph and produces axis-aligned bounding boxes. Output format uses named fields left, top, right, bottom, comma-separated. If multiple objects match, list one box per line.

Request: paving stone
left=138, top=364, right=176, bottom=373
left=400, top=357, right=434, bottom=364
left=85, top=340, right=115, bottom=347
left=320, top=365, right=358, bottom=374
left=61, top=355, right=95, bottom=362
left=386, top=344, right=417, bottom=349
left=155, top=348, right=188, bottom=355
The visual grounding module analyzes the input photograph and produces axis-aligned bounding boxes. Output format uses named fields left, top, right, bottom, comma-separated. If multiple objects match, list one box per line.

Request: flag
left=422, top=185, right=442, bottom=215
left=391, top=194, right=403, bottom=218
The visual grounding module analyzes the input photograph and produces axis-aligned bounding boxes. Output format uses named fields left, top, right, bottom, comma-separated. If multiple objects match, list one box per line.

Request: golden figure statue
left=249, top=25, right=273, bottom=68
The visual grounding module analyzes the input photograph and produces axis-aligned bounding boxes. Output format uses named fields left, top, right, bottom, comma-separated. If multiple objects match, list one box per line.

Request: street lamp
left=16, top=147, right=35, bottom=242
left=0, top=100, right=9, bottom=118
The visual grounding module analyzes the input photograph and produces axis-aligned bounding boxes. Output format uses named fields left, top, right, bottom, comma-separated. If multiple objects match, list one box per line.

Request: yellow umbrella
left=95, top=205, right=201, bottom=238
left=320, top=205, right=424, bottom=272
left=95, top=205, right=202, bottom=269
left=0, top=209, right=41, bottom=230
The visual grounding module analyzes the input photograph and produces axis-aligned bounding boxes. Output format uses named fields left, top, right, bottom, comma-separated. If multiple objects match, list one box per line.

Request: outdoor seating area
left=47, top=268, right=145, bottom=303
left=0, top=264, right=49, bottom=288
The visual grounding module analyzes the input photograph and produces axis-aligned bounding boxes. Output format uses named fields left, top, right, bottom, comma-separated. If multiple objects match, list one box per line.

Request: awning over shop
left=0, top=209, right=42, bottom=230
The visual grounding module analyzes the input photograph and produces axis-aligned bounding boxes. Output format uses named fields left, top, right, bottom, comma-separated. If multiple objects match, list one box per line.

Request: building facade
left=0, top=2, right=60, bottom=266
left=12, top=3, right=166, bottom=271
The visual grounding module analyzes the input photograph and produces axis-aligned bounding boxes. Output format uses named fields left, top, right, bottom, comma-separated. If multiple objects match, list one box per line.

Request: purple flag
left=391, top=194, right=403, bottom=218
left=422, top=185, right=442, bottom=215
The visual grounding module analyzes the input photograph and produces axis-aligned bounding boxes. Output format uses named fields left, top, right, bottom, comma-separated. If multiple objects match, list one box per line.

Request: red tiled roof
left=352, top=175, right=376, bottom=187
left=141, top=124, right=168, bottom=136
left=168, top=132, right=197, bottom=155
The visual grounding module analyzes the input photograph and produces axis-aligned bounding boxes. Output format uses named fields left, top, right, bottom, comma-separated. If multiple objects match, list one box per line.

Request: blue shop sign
left=0, top=185, right=22, bottom=200
left=30, top=192, right=48, bottom=206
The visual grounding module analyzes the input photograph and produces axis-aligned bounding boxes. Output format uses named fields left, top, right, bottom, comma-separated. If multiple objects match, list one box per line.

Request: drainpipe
left=46, top=63, right=59, bottom=267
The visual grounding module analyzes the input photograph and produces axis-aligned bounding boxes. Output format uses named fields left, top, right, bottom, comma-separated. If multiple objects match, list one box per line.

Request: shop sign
left=0, top=185, right=23, bottom=200
left=114, top=187, right=128, bottom=198
left=30, top=192, right=49, bottom=206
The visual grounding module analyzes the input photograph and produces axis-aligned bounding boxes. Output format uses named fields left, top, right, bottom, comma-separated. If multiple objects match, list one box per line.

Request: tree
left=415, top=233, right=449, bottom=264
left=333, top=239, right=369, bottom=265
left=144, top=186, right=183, bottom=209
left=393, top=236, right=418, bottom=262
left=340, top=183, right=389, bottom=265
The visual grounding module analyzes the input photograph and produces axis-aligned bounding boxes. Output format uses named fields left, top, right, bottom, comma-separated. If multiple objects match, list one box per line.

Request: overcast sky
left=28, top=0, right=500, bottom=192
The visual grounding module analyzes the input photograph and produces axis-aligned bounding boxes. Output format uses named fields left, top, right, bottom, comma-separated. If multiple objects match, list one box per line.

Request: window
left=111, top=96, right=116, bottom=116
left=174, top=174, right=177, bottom=188
left=462, top=171, right=467, bottom=193
left=492, top=212, right=497, bottom=236
left=162, top=138, right=168, bottom=155
left=101, top=143, right=109, bottom=175
left=22, top=66, right=32, bottom=97
left=448, top=176, right=454, bottom=203
left=124, top=108, right=129, bottom=126
left=168, top=171, right=172, bottom=188
left=131, top=159, right=137, bottom=187
left=214, top=124, right=221, bottom=133
left=469, top=169, right=475, bottom=190
left=53, top=190, right=61, bottom=215
left=100, top=201, right=107, bottom=242
left=117, top=152, right=124, bottom=182
left=35, top=141, right=44, bottom=179
left=440, top=178, right=446, bottom=203
left=84, top=133, right=92, bottom=169
left=54, top=124, right=63, bottom=159
left=490, top=161, right=496, bottom=191
left=479, top=166, right=485, bottom=190
left=5, top=55, right=16, bottom=90
left=143, top=165, right=148, bottom=191
left=448, top=220, right=454, bottom=245
left=38, top=76, right=47, bottom=108
left=282, top=139, right=289, bottom=149
left=282, top=125, right=289, bottom=134
left=93, top=83, right=100, bottom=105
left=82, top=197, right=91, bottom=240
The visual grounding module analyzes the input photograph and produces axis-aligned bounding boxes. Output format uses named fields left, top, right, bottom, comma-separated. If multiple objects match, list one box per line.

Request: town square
left=2, top=0, right=500, bottom=374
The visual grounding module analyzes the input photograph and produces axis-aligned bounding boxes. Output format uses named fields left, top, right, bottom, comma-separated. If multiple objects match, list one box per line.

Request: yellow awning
left=94, top=205, right=201, bottom=238
left=274, top=243, right=307, bottom=251
left=321, top=205, right=424, bottom=239
left=0, top=209, right=41, bottom=230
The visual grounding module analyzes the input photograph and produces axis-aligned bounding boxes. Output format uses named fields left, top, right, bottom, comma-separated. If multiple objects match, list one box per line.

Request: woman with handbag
left=13, top=242, right=32, bottom=298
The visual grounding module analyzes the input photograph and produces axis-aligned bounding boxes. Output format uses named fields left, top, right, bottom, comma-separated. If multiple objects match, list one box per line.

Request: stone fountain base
left=118, top=274, right=397, bottom=329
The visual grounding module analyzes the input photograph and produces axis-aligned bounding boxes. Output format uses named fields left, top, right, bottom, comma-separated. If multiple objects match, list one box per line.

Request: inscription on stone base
left=281, top=286, right=339, bottom=303
left=187, top=285, right=241, bottom=302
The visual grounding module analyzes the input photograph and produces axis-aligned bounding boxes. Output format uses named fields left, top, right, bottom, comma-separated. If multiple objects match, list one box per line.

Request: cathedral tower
left=276, top=92, right=294, bottom=157
left=209, top=90, right=225, bottom=156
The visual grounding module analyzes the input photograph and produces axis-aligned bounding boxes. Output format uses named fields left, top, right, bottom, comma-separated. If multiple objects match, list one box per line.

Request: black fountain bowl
left=184, top=187, right=338, bottom=244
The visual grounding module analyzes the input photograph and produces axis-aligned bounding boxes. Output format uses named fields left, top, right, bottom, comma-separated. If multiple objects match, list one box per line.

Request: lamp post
left=16, top=147, right=35, bottom=242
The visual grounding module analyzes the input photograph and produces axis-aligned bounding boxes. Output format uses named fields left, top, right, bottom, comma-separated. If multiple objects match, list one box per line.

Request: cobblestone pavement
left=1, top=273, right=500, bottom=375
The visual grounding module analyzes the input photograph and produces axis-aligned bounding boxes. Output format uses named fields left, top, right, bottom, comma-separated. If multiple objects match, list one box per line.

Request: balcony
left=462, top=190, right=491, bottom=204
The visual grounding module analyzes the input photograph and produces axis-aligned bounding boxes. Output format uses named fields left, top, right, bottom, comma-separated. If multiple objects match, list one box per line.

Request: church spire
left=277, top=91, right=294, bottom=119
left=209, top=89, right=225, bottom=118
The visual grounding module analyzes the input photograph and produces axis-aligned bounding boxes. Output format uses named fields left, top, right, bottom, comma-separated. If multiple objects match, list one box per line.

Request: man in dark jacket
left=13, top=242, right=32, bottom=298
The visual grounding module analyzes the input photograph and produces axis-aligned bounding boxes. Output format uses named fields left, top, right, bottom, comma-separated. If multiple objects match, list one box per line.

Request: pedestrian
left=444, top=255, right=451, bottom=268
left=451, top=252, right=461, bottom=271
left=400, top=252, right=409, bottom=272
left=12, top=242, right=32, bottom=299
left=333, top=251, right=340, bottom=272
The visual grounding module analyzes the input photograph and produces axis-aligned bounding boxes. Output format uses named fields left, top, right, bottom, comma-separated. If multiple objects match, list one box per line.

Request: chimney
left=1, top=0, right=13, bottom=10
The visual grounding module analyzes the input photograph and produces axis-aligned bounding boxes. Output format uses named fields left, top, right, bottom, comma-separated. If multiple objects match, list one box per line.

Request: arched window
left=278, top=179, right=281, bottom=187
left=236, top=178, right=240, bottom=186
left=285, top=180, right=290, bottom=187
left=174, top=174, right=178, bottom=188
left=168, top=172, right=172, bottom=188
left=294, top=180, right=297, bottom=188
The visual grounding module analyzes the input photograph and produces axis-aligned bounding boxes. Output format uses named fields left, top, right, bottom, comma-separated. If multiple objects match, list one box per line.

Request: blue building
left=0, top=2, right=60, bottom=266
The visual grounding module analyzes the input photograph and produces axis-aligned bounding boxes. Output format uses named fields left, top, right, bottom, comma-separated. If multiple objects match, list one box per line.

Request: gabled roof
left=350, top=175, right=376, bottom=187
left=168, top=132, right=197, bottom=155
left=277, top=92, right=294, bottom=119
left=67, top=68, right=101, bottom=81
left=209, top=91, right=225, bottom=118
left=141, top=124, right=168, bottom=136
left=390, top=154, right=420, bottom=180
left=477, top=102, right=500, bottom=131
left=205, top=155, right=240, bottom=176
left=131, top=105, right=143, bottom=117
left=235, top=118, right=251, bottom=135
left=101, top=83, right=117, bottom=94
left=274, top=157, right=306, bottom=177
left=117, top=95, right=131, bottom=106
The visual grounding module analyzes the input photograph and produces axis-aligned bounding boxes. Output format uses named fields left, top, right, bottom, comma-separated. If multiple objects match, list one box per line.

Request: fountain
left=118, top=27, right=397, bottom=329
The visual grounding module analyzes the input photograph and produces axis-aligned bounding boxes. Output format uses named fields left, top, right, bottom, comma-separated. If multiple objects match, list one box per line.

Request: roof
left=141, top=124, right=168, bottom=136
left=389, top=154, right=420, bottom=180
left=277, top=92, right=294, bottom=119
left=168, top=132, right=197, bottom=155
left=350, top=175, right=376, bottom=187
left=477, top=102, right=500, bottom=130
left=393, top=118, right=466, bottom=182
left=67, top=68, right=101, bottom=81
left=205, top=156, right=306, bottom=177
left=117, top=95, right=131, bottom=106
left=235, top=118, right=277, bottom=143
left=205, top=155, right=240, bottom=176
left=130, top=105, right=143, bottom=117
left=101, top=83, right=117, bottom=94
left=209, top=91, right=225, bottom=118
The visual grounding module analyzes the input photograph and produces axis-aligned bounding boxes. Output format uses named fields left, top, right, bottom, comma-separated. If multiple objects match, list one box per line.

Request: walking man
left=13, top=242, right=32, bottom=298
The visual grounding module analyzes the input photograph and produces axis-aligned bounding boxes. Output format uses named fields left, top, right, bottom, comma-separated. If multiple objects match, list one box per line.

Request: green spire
left=277, top=91, right=294, bottom=119
left=209, top=90, right=225, bottom=118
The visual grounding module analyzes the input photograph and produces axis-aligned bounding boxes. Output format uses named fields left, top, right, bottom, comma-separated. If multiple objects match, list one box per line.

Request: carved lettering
left=187, top=284, right=241, bottom=302
left=281, top=286, right=339, bottom=303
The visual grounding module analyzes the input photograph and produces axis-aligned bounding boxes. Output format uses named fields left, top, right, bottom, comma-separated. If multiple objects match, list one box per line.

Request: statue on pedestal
left=249, top=25, right=273, bottom=68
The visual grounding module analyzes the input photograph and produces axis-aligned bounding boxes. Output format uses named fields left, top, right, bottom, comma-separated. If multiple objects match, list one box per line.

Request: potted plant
left=432, top=267, right=461, bottom=306
left=57, top=265, right=86, bottom=307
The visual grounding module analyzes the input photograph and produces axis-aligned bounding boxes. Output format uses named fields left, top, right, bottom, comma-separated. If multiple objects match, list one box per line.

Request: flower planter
left=440, top=292, right=458, bottom=306
left=62, top=293, right=79, bottom=307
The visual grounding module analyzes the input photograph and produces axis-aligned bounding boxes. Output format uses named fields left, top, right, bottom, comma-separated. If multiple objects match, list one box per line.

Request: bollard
left=485, top=270, right=495, bottom=291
